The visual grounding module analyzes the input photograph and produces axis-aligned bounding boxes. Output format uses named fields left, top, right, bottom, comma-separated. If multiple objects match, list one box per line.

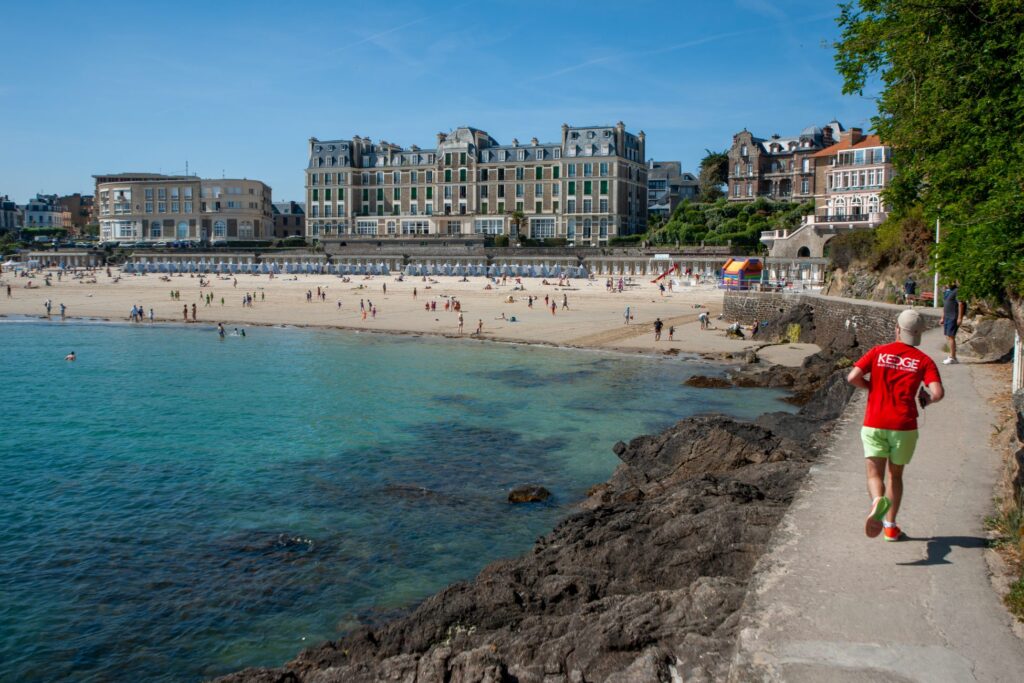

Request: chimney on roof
left=437, top=132, right=447, bottom=145
left=530, top=137, right=538, bottom=146
left=849, top=127, right=864, bottom=145
left=511, top=138, right=519, bottom=147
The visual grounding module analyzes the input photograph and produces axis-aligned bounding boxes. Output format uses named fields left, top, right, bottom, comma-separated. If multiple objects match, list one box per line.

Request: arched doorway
left=797, top=246, right=811, bottom=257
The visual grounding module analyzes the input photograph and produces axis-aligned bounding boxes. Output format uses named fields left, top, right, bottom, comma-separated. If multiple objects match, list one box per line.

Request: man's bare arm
left=847, top=366, right=870, bottom=390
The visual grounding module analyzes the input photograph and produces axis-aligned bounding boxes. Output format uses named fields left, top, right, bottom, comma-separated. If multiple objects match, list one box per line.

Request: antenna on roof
left=185, top=160, right=189, bottom=177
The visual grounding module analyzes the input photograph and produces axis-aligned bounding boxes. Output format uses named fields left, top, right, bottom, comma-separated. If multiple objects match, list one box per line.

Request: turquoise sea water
left=0, top=320, right=794, bottom=682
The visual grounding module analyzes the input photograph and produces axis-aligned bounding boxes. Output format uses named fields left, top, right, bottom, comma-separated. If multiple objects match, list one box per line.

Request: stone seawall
left=724, top=291, right=941, bottom=350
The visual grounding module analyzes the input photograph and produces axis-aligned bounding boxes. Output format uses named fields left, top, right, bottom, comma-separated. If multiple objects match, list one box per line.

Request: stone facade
left=647, top=160, right=698, bottom=218
left=759, top=129, right=895, bottom=259
left=305, top=123, right=647, bottom=245
left=58, top=193, right=95, bottom=236
left=723, top=291, right=940, bottom=350
left=727, top=122, right=843, bottom=203
left=93, top=173, right=272, bottom=243
left=272, top=201, right=305, bottom=238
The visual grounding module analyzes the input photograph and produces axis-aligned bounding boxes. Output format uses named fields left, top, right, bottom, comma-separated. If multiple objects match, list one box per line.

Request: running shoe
left=883, top=525, right=903, bottom=542
left=942, top=357, right=959, bottom=365
left=865, top=496, right=891, bottom=538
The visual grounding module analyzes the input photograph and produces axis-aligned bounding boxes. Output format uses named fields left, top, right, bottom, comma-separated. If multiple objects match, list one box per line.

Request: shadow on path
left=897, top=535, right=987, bottom=566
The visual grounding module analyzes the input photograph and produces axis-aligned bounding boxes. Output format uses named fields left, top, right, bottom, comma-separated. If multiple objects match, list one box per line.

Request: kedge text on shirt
left=877, top=353, right=921, bottom=371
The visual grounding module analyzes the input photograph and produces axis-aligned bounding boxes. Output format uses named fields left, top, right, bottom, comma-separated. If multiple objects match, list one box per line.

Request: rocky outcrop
left=507, top=485, right=551, bottom=503
left=214, top=346, right=851, bottom=682
left=683, top=375, right=732, bottom=389
left=956, top=316, right=1016, bottom=362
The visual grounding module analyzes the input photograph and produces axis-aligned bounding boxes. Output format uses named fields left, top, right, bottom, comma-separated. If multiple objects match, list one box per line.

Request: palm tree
left=507, top=209, right=526, bottom=243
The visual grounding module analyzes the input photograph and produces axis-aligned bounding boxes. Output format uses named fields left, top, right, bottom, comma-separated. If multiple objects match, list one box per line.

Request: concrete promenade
left=732, top=327, right=1024, bottom=681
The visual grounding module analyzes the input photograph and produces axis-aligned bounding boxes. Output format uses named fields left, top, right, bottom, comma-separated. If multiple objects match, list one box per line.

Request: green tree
left=697, top=149, right=728, bottom=202
left=507, top=209, right=526, bottom=242
left=835, top=0, right=1024, bottom=328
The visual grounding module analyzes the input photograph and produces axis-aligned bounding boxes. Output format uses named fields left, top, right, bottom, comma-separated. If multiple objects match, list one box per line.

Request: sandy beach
left=0, top=267, right=817, bottom=364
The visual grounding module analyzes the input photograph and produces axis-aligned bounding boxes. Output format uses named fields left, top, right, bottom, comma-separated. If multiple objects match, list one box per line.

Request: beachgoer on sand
left=846, top=309, right=944, bottom=541
left=654, top=317, right=663, bottom=341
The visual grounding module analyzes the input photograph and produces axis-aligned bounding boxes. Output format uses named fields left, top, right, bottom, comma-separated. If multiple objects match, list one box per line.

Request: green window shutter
left=600, top=180, right=608, bottom=194
left=377, top=206, right=383, bottom=216
left=312, top=189, right=319, bottom=201
left=426, top=187, right=433, bottom=199
left=460, top=152, right=466, bottom=164
left=516, top=201, right=524, bottom=212
left=497, top=202, right=504, bottom=214
left=393, top=206, right=399, bottom=215
left=568, top=181, right=575, bottom=195
left=339, top=188, right=345, bottom=200
left=394, top=188, right=400, bottom=200
left=362, top=189, right=368, bottom=201
left=445, top=169, right=452, bottom=182
left=553, top=166, right=560, bottom=179
left=445, top=153, right=451, bottom=165
left=535, top=201, right=542, bottom=213
left=325, top=188, right=331, bottom=201
left=535, top=166, right=542, bottom=180
left=377, top=188, right=384, bottom=200
left=480, top=202, right=488, bottom=214
left=584, top=181, right=592, bottom=195
left=411, top=187, right=418, bottom=200
left=459, top=169, right=466, bottom=182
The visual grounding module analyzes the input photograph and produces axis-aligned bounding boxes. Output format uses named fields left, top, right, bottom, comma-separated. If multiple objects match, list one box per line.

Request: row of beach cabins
left=15, top=251, right=828, bottom=288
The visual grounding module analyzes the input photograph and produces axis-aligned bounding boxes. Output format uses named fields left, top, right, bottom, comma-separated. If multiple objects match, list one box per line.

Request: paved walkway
left=731, top=328, right=1024, bottom=682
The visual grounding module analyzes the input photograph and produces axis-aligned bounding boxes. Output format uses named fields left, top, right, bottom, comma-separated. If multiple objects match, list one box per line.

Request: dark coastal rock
left=214, top=301, right=861, bottom=683
left=683, top=375, right=732, bottom=389
left=507, top=485, right=551, bottom=503
left=214, top=365, right=846, bottom=682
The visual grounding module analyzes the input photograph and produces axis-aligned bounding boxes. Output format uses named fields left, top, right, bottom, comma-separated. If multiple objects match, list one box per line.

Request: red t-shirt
left=854, top=342, right=942, bottom=431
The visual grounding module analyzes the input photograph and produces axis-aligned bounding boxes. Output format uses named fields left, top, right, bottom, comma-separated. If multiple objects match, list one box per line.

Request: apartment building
left=727, top=121, right=843, bottom=202
left=272, top=201, right=306, bottom=238
left=58, top=193, right=95, bottom=235
left=646, top=160, right=698, bottom=219
left=93, top=173, right=272, bottom=243
left=22, top=194, right=68, bottom=228
left=304, top=123, right=647, bottom=245
left=759, top=128, right=894, bottom=258
left=0, top=195, right=22, bottom=232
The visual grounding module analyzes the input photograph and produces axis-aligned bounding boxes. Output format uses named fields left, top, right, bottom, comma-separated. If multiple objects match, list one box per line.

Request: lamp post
left=933, top=217, right=940, bottom=308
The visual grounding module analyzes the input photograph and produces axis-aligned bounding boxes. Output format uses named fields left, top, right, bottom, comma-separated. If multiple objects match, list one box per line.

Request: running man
left=846, top=309, right=944, bottom=540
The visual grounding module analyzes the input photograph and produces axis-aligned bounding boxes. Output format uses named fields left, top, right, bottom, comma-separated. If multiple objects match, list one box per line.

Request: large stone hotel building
left=93, top=173, right=272, bottom=243
left=304, top=123, right=647, bottom=245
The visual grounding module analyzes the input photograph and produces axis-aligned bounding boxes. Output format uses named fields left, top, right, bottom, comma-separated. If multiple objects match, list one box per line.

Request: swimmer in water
left=217, top=323, right=225, bottom=338
left=65, top=351, right=76, bottom=361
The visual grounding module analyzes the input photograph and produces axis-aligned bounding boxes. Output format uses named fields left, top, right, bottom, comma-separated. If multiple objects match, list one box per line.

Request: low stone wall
left=724, top=291, right=941, bottom=350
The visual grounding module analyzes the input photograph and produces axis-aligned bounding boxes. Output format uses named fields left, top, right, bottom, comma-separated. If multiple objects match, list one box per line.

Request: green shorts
left=861, top=427, right=919, bottom=465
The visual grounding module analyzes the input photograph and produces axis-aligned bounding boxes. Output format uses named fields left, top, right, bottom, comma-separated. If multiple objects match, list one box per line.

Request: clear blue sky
left=0, top=0, right=878, bottom=204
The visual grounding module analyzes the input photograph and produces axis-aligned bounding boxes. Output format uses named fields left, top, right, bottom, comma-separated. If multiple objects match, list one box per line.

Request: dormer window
left=740, top=144, right=748, bottom=156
